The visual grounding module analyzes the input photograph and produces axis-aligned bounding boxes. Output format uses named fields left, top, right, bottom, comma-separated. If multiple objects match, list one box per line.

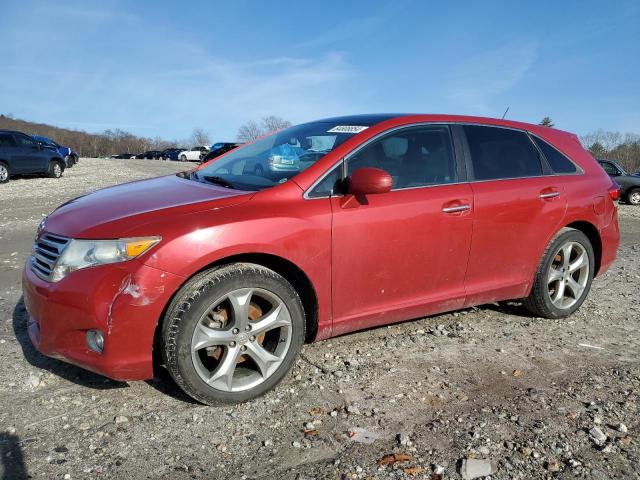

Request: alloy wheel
left=190, top=287, right=292, bottom=392
left=0, top=165, right=8, bottom=181
left=53, top=163, right=62, bottom=177
left=547, top=241, right=589, bottom=309
left=629, top=190, right=640, bottom=205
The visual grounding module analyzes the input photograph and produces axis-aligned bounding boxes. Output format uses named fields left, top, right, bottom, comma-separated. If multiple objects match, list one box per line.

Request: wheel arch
left=564, top=220, right=602, bottom=275
left=152, top=252, right=320, bottom=374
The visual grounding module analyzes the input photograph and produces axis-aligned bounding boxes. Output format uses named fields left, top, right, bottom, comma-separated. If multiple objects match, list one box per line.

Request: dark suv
left=0, top=130, right=65, bottom=183
left=598, top=159, right=640, bottom=205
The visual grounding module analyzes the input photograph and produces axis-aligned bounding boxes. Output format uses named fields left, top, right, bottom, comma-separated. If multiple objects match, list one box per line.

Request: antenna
left=501, top=107, right=510, bottom=119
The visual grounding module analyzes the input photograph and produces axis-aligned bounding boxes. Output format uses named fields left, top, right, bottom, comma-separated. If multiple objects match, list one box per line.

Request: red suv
left=22, top=114, right=620, bottom=404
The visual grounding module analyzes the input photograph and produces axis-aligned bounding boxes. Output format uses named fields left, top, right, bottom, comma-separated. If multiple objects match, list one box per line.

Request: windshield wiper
left=202, top=175, right=236, bottom=189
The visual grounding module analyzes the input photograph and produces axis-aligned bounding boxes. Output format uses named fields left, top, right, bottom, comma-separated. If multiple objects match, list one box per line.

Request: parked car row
left=109, top=143, right=242, bottom=163
left=0, top=130, right=70, bottom=183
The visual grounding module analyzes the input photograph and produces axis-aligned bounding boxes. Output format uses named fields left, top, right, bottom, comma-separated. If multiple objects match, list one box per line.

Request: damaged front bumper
left=22, top=257, right=185, bottom=381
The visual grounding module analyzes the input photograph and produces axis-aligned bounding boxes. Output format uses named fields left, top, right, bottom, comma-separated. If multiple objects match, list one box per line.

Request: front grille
left=31, top=233, right=70, bottom=281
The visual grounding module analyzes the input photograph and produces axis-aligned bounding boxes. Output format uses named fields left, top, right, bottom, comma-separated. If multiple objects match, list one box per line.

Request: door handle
left=442, top=204, right=471, bottom=213
left=539, top=191, right=560, bottom=199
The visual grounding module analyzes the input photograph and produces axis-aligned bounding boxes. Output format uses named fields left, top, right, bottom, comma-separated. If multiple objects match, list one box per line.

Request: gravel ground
left=0, top=158, right=638, bottom=480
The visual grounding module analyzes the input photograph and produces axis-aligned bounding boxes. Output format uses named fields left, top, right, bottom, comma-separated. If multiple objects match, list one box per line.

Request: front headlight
left=50, top=236, right=161, bottom=282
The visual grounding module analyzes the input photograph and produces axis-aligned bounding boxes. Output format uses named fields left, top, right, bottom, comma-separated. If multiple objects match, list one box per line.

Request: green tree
left=588, top=141, right=608, bottom=159
left=539, top=117, right=554, bottom=127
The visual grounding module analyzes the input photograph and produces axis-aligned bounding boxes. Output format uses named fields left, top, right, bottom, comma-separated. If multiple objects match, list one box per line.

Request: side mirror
left=348, top=167, right=392, bottom=195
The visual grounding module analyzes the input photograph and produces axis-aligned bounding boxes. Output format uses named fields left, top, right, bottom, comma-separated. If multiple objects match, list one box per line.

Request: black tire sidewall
left=537, top=230, right=595, bottom=318
left=163, top=264, right=305, bottom=405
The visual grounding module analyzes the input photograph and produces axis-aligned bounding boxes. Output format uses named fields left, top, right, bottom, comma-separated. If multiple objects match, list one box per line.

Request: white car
left=178, top=146, right=210, bottom=161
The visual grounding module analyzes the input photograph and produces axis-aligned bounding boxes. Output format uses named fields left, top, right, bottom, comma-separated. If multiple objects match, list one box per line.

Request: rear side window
left=0, top=133, right=16, bottom=147
left=531, top=136, right=577, bottom=174
left=464, top=125, right=542, bottom=181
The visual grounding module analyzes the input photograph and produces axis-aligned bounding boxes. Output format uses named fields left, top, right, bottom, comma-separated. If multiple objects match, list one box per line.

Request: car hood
left=43, top=174, right=252, bottom=238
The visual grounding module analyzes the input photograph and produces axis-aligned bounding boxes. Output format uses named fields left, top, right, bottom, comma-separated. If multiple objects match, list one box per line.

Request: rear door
left=462, top=125, right=567, bottom=305
left=328, top=124, right=474, bottom=335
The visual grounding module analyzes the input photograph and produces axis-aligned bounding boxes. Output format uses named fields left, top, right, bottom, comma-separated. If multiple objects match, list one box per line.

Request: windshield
left=186, top=121, right=366, bottom=191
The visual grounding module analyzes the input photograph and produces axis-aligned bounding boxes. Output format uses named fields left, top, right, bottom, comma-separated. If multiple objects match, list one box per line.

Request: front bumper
left=22, top=258, right=184, bottom=381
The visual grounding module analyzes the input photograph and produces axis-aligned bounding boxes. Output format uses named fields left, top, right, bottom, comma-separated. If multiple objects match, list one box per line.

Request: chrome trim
left=442, top=204, right=471, bottom=213
left=30, top=232, right=70, bottom=281
left=540, top=191, right=561, bottom=199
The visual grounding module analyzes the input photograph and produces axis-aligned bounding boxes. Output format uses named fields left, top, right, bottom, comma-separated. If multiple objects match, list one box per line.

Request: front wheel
left=523, top=228, right=594, bottom=319
left=47, top=161, right=63, bottom=178
left=180, top=155, right=187, bottom=162
left=627, top=188, right=640, bottom=206
left=162, top=263, right=305, bottom=405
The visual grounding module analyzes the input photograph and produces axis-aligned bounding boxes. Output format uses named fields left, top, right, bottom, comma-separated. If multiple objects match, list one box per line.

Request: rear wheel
left=162, top=263, right=305, bottom=405
left=48, top=160, right=63, bottom=178
left=180, top=154, right=187, bottom=162
left=523, top=228, right=594, bottom=318
left=0, top=163, right=9, bottom=183
left=627, top=188, right=640, bottom=206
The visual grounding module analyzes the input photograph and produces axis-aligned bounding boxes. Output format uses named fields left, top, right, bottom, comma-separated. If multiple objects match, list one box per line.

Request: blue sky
left=1, top=0, right=638, bottom=142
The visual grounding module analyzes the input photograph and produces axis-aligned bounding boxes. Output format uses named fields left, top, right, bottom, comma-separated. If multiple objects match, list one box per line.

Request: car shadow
left=0, top=431, right=28, bottom=480
left=481, top=300, right=533, bottom=318
left=12, top=298, right=128, bottom=391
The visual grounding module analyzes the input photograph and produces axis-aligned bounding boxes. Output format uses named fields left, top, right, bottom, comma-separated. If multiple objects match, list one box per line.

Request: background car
left=159, top=148, right=188, bottom=161
left=243, top=140, right=301, bottom=177
left=136, top=150, right=163, bottom=159
left=200, top=142, right=242, bottom=163
left=32, top=135, right=78, bottom=168
left=110, top=153, right=138, bottom=159
left=598, top=159, right=640, bottom=205
left=0, top=130, right=65, bottom=182
left=179, top=146, right=209, bottom=161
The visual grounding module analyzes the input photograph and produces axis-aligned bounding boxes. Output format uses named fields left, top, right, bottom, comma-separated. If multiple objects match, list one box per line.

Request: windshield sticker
left=327, top=125, right=369, bottom=134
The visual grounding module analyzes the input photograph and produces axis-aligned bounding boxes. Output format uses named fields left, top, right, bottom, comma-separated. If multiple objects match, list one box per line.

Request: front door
left=330, top=124, right=473, bottom=336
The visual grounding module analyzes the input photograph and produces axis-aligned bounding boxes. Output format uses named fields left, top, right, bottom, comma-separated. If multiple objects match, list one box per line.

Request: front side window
left=346, top=125, right=457, bottom=189
left=531, top=136, right=577, bottom=174
left=189, top=121, right=366, bottom=191
left=14, top=134, right=36, bottom=148
left=599, top=161, right=619, bottom=176
left=464, top=125, right=542, bottom=181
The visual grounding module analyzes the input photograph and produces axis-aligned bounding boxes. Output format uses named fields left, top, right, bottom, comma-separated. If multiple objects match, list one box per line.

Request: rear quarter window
left=531, top=136, right=578, bottom=174
left=464, top=125, right=543, bottom=181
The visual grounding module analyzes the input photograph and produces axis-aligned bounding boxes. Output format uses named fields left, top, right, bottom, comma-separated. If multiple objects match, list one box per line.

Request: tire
left=162, top=263, right=305, bottom=405
left=47, top=160, right=63, bottom=179
left=0, top=162, right=9, bottom=183
left=627, top=188, right=640, bottom=206
left=64, top=155, right=72, bottom=168
left=523, top=228, right=594, bottom=319
left=180, top=155, right=187, bottom=162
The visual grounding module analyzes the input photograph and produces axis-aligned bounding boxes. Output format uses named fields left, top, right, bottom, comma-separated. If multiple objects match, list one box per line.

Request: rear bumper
left=22, top=258, right=184, bottom=381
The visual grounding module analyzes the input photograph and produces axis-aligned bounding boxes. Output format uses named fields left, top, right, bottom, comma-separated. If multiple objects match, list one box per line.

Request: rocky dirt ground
left=0, top=158, right=638, bottom=480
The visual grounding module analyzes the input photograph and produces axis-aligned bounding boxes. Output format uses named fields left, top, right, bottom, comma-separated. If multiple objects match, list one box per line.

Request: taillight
left=608, top=181, right=620, bottom=201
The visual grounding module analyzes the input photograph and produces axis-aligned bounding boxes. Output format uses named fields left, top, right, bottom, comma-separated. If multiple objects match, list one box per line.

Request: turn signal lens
left=125, top=237, right=161, bottom=257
